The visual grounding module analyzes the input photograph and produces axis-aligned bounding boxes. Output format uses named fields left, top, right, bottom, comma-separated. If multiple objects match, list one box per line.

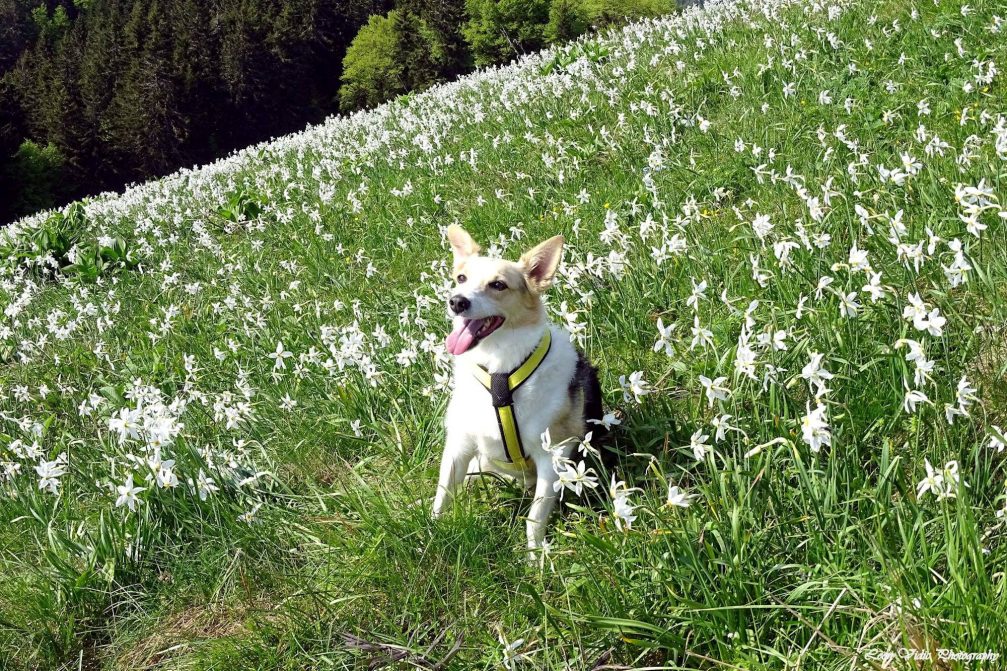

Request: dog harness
left=471, top=329, right=552, bottom=469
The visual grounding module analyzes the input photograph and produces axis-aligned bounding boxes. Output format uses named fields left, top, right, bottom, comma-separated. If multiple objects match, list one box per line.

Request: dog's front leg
left=526, top=464, right=560, bottom=553
left=432, top=433, right=475, bottom=518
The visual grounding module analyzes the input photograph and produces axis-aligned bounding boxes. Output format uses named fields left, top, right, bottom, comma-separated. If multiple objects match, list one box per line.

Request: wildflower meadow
left=1, top=0, right=1007, bottom=667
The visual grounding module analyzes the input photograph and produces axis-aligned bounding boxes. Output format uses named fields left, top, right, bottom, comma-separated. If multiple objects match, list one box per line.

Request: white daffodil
left=115, top=474, right=145, bottom=512
left=666, top=484, right=696, bottom=508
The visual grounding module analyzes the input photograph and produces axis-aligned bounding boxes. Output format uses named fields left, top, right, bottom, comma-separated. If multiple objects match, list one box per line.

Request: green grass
left=2, top=0, right=1007, bottom=668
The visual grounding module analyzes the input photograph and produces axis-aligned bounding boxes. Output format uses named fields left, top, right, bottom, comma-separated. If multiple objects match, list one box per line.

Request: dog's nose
left=449, top=295, right=471, bottom=314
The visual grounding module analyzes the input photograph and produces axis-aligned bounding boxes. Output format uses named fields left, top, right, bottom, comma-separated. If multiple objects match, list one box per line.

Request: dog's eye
left=489, top=280, right=508, bottom=291
left=456, top=274, right=467, bottom=284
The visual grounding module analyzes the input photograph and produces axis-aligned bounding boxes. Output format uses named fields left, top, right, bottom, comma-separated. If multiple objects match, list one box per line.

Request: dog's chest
left=450, top=374, right=561, bottom=440
left=446, top=336, right=578, bottom=462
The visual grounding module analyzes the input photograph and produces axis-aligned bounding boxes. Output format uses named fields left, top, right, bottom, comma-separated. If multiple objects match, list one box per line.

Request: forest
left=0, top=0, right=679, bottom=224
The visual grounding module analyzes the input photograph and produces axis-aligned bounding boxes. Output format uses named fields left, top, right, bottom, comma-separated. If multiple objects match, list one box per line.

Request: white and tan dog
left=432, top=224, right=604, bottom=552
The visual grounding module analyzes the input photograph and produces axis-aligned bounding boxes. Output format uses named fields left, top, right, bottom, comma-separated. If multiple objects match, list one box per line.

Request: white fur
left=433, top=317, right=582, bottom=553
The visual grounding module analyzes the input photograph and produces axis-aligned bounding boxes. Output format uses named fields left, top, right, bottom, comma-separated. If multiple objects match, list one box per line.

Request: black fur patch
left=569, top=351, right=617, bottom=468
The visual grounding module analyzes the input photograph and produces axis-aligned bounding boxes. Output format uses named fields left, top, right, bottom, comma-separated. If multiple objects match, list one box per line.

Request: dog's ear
left=447, top=224, right=480, bottom=261
left=520, top=235, right=564, bottom=292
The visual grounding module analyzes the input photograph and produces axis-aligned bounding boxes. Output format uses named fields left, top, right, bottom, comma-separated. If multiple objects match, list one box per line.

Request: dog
left=432, top=224, right=605, bottom=553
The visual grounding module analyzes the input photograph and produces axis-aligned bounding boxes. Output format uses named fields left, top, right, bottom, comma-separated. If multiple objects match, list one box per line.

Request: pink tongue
left=446, top=319, right=484, bottom=355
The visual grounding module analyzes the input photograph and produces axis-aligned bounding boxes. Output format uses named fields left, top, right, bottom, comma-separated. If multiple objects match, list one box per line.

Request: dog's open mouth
left=445, top=316, right=505, bottom=355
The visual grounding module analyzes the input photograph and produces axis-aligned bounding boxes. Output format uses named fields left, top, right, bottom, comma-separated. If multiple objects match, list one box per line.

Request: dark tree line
left=0, top=0, right=389, bottom=223
left=0, top=0, right=676, bottom=224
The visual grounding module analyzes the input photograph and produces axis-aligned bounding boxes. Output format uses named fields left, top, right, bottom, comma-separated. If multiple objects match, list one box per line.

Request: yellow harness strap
left=472, top=330, right=552, bottom=469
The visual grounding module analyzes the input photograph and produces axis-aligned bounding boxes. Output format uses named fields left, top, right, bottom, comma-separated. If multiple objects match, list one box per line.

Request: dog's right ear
left=447, top=224, right=480, bottom=261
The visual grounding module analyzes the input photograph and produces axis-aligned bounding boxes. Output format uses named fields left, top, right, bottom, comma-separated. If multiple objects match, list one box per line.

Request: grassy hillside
left=2, top=0, right=1006, bottom=668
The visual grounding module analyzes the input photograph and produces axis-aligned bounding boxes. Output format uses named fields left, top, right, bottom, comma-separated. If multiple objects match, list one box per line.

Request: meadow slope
left=2, top=0, right=1007, bottom=668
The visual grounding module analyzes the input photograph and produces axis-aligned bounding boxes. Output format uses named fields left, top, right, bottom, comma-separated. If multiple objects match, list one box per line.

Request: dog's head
left=444, top=224, right=564, bottom=356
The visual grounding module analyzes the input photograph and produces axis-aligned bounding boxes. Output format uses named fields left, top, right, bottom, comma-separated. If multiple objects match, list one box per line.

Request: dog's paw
left=524, top=538, right=552, bottom=567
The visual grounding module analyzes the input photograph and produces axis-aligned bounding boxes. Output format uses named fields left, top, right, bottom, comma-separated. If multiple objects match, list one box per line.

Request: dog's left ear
left=520, top=235, right=564, bottom=292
